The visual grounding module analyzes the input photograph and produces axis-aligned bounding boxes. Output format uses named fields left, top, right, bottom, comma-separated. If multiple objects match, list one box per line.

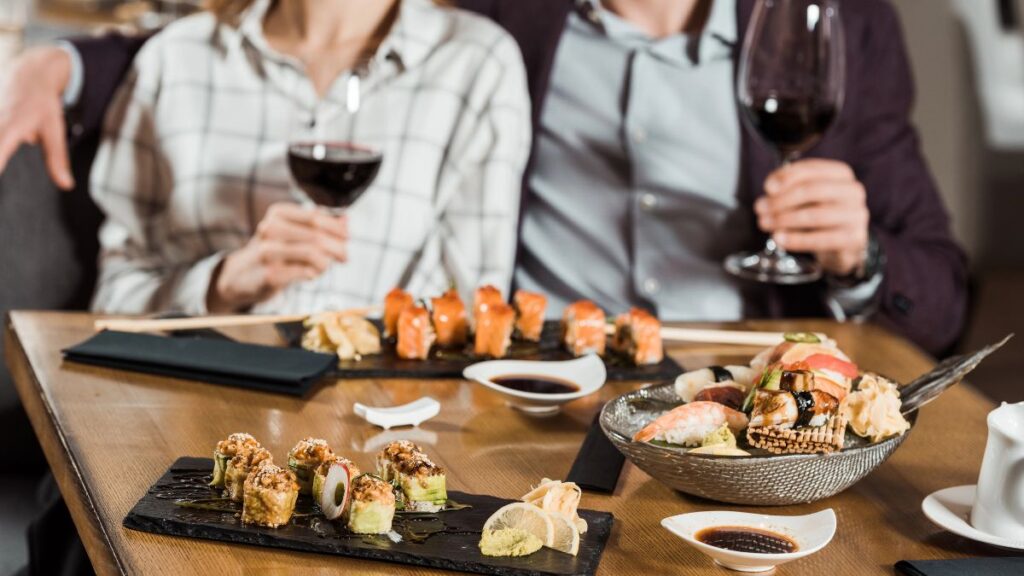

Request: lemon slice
left=482, top=503, right=554, bottom=547
left=547, top=513, right=580, bottom=556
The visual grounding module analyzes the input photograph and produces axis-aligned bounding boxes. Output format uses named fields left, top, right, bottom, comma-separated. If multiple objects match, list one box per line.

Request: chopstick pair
left=94, top=307, right=379, bottom=334
left=601, top=324, right=789, bottom=346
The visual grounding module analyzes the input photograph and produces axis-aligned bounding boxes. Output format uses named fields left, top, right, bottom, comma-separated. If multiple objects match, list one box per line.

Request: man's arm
left=67, top=33, right=150, bottom=146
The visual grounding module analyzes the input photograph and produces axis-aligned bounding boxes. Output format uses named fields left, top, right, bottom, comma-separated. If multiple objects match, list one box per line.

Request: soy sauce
left=695, top=526, right=798, bottom=554
left=491, top=375, right=579, bottom=394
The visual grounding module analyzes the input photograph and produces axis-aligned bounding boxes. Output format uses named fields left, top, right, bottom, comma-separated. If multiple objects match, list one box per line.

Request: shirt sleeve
left=433, top=34, right=532, bottom=296
left=88, top=43, right=224, bottom=315
left=55, top=40, right=84, bottom=108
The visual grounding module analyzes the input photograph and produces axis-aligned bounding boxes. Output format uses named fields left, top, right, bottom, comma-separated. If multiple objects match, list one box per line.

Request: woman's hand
left=755, top=159, right=870, bottom=277
left=207, top=203, right=347, bottom=312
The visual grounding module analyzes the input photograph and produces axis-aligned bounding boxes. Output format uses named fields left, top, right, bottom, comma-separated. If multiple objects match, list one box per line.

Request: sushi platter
left=125, top=436, right=612, bottom=575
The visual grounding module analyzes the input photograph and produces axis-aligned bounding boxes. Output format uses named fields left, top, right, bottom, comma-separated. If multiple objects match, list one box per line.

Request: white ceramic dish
left=353, top=397, right=440, bottom=430
left=922, top=485, right=1024, bottom=551
left=661, top=508, right=836, bottom=573
left=462, top=354, right=607, bottom=415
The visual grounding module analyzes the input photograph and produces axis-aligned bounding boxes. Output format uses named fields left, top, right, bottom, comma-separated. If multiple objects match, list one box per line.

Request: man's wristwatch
left=828, top=230, right=885, bottom=288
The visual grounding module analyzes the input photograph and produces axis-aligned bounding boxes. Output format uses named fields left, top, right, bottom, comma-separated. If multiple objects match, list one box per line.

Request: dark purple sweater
left=68, top=0, right=968, bottom=355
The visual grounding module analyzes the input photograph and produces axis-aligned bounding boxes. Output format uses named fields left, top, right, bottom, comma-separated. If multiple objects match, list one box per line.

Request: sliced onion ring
left=318, top=461, right=352, bottom=520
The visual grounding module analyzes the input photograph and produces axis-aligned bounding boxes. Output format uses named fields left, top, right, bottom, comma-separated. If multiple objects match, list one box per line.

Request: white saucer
left=921, top=485, right=1024, bottom=550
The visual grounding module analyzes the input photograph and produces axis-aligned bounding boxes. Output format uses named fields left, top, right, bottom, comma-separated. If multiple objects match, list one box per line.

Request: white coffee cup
left=970, top=401, right=1024, bottom=539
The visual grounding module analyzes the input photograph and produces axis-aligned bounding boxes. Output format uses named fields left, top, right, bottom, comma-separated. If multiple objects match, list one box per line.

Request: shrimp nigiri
left=383, top=288, right=414, bottom=339
left=513, top=289, right=547, bottom=342
left=633, top=401, right=749, bottom=446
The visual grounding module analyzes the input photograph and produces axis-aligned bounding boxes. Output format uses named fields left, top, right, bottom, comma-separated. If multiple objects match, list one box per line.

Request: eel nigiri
left=562, top=300, right=606, bottom=356
left=475, top=303, right=516, bottom=358
left=431, top=289, right=468, bottom=347
left=383, top=288, right=414, bottom=339
left=611, top=307, right=663, bottom=365
left=513, top=289, right=547, bottom=342
left=397, top=305, right=436, bottom=360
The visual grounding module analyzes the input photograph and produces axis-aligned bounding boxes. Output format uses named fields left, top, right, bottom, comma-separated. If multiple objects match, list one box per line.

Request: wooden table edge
left=4, top=313, right=126, bottom=576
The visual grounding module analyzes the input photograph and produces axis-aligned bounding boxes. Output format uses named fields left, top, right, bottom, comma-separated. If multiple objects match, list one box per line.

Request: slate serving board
left=277, top=319, right=683, bottom=381
left=124, top=457, right=614, bottom=576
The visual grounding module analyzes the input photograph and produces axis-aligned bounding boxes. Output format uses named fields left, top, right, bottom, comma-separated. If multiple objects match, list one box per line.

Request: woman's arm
left=436, top=33, right=532, bottom=296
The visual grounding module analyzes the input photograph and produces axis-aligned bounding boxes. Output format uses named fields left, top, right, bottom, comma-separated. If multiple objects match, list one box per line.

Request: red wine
left=747, top=96, right=836, bottom=158
left=288, top=142, right=383, bottom=208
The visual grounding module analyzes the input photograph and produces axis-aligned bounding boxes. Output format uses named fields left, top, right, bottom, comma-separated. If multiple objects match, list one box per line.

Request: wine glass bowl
left=725, top=0, right=845, bottom=284
left=287, top=142, right=383, bottom=210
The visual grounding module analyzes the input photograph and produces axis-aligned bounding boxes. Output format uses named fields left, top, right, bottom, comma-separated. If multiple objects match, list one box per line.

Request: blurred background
left=0, top=0, right=1021, bottom=574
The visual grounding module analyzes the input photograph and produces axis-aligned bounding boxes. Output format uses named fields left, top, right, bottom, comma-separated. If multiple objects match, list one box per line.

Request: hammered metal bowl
left=601, top=383, right=915, bottom=506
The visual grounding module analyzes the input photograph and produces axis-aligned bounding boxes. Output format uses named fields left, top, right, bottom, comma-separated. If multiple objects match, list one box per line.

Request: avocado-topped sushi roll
left=348, top=474, right=396, bottom=534
left=431, top=289, right=468, bottom=347
left=312, top=456, right=361, bottom=521
left=225, top=446, right=272, bottom=502
left=241, top=460, right=299, bottom=528
left=611, top=308, right=664, bottom=365
left=376, top=441, right=448, bottom=513
left=210, top=432, right=260, bottom=488
left=474, top=303, right=516, bottom=358
left=397, top=306, right=436, bottom=360
left=562, top=300, right=606, bottom=356
left=383, top=288, right=414, bottom=339
left=513, top=290, right=547, bottom=342
left=287, top=437, right=334, bottom=495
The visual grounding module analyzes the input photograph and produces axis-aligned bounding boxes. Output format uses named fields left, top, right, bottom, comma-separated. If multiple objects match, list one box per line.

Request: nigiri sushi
left=224, top=446, right=273, bottom=502
left=397, top=306, right=436, bottom=360
left=211, top=432, right=260, bottom=488
left=633, top=401, right=749, bottom=446
left=241, top=460, right=299, bottom=528
left=348, top=474, right=396, bottom=534
left=611, top=308, right=663, bottom=365
left=287, top=437, right=334, bottom=495
left=475, top=303, right=516, bottom=358
left=513, top=290, right=547, bottom=342
left=383, top=288, right=414, bottom=339
left=674, top=365, right=756, bottom=403
left=562, top=300, right=606, bottom=356
left=473, top=285, right=504, bottom=326
left=431, top=289, right=468, bottom=347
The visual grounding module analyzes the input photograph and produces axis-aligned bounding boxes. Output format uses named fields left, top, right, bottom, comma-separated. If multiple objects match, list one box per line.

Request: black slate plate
left=124, top=457, right=614, bottom=576
left=277, top=320, right=682, bottom=381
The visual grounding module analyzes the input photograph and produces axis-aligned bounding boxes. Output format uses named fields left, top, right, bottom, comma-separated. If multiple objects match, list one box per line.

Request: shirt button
left=632, top=127, right=647, bottom=144
left=639, top=193, right=658, bottom=211
left=643, top=278, right=661, bottom=295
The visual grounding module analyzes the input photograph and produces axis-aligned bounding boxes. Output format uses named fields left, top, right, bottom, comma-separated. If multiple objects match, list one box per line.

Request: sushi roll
left=562, top=300, right=606, bottom=356
left=210, top=432, right=260, bottom=488
left=396, top=306, right=436, bottom=360
left=241, top=460, right=299, bottom=528
left=474, top=303, right=516, bottom=358
left=513, top=290, right=547, bottom=342
left=312, top=456, right=361, bottom=521
left=431, top=289, right=468, bottom=347
left=224, top=446, right=272, bottom=502
left=348, top=474, right=397, bottom=534
left=611, top=308, right=663, bottom=365
left=376, top=441, right=448, bottom=513
left=287, top=437, right=335, bottom=496
left=674, top=365, right=756, bottom=403
left=383, top=288, right=414, bottom=339
left=473, top=285, right=504, bottom=327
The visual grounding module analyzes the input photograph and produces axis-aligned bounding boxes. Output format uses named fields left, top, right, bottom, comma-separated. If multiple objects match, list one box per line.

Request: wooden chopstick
left=603, top=324, right=787, bottom=346
left=94, top=307, right=380, bottom=333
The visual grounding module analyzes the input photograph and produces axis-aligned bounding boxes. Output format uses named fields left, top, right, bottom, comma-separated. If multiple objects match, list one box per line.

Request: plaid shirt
left=89, top=0, right=531, bottom=315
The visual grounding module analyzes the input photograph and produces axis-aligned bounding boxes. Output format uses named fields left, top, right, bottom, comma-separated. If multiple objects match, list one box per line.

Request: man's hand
left=207, top=203, right=348, bottom=313
left=0, top=47, right=75, bottom=189
left=755, top=159, right=870, bottom=277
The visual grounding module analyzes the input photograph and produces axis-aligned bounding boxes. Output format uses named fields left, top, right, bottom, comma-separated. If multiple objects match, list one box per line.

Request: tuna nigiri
left=431, top=289, right=468, bottom=347
left=474, top=303, right=516, bottom=358
left=383, top=288, right=414, bottom=339
left=611, top=308, right=663, bottom=365
left=562, top=300, right=606, bottom=356
left=396, top=306, right=436, bottom=360
left=513, top=289, right=547, bottom=342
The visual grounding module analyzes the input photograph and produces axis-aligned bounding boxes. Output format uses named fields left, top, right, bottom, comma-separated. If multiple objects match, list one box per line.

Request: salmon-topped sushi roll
left=431, top=289, right=468, bottom=347
left=475, top=303, right=516, bottom=358
left=383, top=288, right=414, bottom=339
left=562, top=300, right=606, bottom=356
left=473, top=285, right=504, bottom=326
left=612, top=308, right=663, bottom=365
left=513, top=290, right=547, bottom=342
left=397, top=306, right=436, bottom=360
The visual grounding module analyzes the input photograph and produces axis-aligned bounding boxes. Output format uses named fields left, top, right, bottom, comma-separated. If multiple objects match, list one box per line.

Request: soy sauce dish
left=462, top=354, right=607, bottom=415
left=661, top=509, right=836, bottom=573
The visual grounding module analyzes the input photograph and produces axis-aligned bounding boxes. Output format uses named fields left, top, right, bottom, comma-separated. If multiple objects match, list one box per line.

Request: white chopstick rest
left=354, top=397, right=441, bottom=430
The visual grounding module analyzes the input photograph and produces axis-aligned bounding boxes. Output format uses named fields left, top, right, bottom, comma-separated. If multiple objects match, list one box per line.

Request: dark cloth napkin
left=566, top=412, right=625, bottom=493
left=63, top=330, right=336, bottom=396
left=896, top=558, right=1024, bottom=576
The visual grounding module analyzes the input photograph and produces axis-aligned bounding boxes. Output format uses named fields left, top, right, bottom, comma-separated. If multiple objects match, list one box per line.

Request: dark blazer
left=66, top=0, right=968, bottom=355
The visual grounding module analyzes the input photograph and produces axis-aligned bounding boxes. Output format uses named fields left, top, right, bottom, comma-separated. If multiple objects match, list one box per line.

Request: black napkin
left=895, top=558, right=1024, bottom=576
left=566, top=412, right=625, bottom=493
left=63, top=330, right=336, bottom=397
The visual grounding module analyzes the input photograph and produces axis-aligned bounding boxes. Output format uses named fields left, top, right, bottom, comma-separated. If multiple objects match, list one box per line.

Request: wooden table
left=4, top=312, right=1011, bottom=575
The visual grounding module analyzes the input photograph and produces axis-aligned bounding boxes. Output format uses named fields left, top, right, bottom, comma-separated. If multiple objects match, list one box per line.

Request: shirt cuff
left=169, top=251, right=227, bottom=316
left=825, top=270, right=884, bottom=321
left=55, top=40, right=84, bottom=109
